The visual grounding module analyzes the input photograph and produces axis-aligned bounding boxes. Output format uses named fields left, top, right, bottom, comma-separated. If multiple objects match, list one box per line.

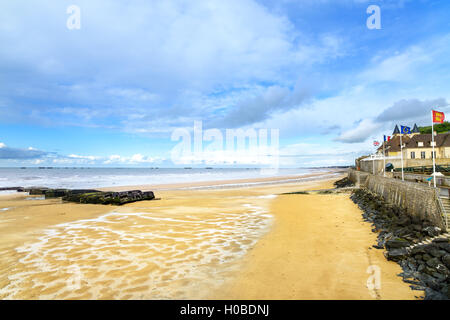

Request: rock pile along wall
left=348, top=169, right=445, bottom=229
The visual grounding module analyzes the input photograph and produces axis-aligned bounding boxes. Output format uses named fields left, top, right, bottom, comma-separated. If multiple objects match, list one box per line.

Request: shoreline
left=97, top=170, right=344, bottom=192
left=0, top=168, right=345, bottom=193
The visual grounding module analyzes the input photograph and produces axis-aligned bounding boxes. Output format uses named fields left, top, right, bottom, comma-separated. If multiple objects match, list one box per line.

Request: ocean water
left=0, top=167, right=328, bottom=189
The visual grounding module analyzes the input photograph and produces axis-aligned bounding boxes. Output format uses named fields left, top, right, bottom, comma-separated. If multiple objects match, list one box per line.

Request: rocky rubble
left=351, top=188, right=449, bottom=300
left=62, top=190, right=155, bottom=205
left=334, top=177, right=355, bottom=188
left=17, top=188, right=155, bottom=205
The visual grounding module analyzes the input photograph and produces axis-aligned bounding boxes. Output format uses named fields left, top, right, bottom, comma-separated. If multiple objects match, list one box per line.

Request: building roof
left=405, top=132, right=450, bottom=148
left=393, top=125, right=400, bottom=135
left=387, top=135, right=411, bottom=152
left=377, top=135, right=411, bottom=153
left=411, top=123, right=420, bottom=133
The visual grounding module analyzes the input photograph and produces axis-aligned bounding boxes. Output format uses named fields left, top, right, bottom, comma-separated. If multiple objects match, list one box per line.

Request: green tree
left=419, top=121, right=450, bottom=134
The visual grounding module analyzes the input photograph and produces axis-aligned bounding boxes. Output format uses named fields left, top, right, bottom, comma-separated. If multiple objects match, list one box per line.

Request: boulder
left=441, top=285, right=450, bottom=299
left=411, top=245, right=427, bottom=255
left=422, top=254, right=432, bottom=261
left=333, top=177, right=354, bottom=188
left=429, top=249, right=447, bottom=258
left=27, top=188, right=49, bottom=195
left=438, top=243, right=450, bottom=253
left=432, top=237, right=449, bottom=243
left=426, top=257, right=441, bottom=268
left=385, top=248, right=408, bottom=262
left=432, top=272, right=446, bottom=282
left=45, top=189, right=69, bottom=198
left=423, top=226, right=441, bottom=237
left=423, top=243, right=441, bottom=254
left=435, top=264, right=448, bottom=275
left=442, top=254, right=450, bottom=269
left=420, top=275, right=442, bottom=292
left=385, top=238, right=410, bottom=249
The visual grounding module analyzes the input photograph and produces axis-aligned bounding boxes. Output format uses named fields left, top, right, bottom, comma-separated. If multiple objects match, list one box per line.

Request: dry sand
left=0, top=172, right=420, bottom=299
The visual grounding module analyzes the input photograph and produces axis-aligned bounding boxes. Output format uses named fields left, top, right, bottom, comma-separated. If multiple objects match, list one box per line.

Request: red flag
left=433, top=110, right=445, bottom=123
left=373, top=141, right=380, bottom=147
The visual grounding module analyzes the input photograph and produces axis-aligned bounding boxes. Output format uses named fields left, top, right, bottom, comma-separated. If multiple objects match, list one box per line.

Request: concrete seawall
left=348, top=169, right=445, bottom=229
left=348, top=170, right=369, bottom=187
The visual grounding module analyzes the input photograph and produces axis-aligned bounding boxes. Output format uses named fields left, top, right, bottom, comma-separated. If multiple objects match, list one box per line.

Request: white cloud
left=375, top=98, right=449, bottom=123
left=360, top=47, right=431, bottom=83
left=255, top=33, right=450, bottom=146
left=0, top=0, right=348, bottom=132
left=334, top=119, right=381, bottom=143
left=359, top=34, right=450, bottom=85
left=277, top=141, right=370, bottom=166
left=68, top=154, right=101, bottom=161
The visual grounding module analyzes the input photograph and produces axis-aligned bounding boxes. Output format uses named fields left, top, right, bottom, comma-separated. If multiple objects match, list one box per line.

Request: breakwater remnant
left=0, top=187, right=24, bottom=191
left=333, top=177, right=355, bottom=188
left=351, top=188, right=450, bottom=300
left=63, top=190, right=155, bottom=205
left=19, top=188, right=155, bottom=205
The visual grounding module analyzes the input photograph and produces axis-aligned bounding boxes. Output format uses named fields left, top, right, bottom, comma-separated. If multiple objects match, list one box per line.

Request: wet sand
left=0, top=172, right=420, bottom=299
left=97, top=171, right=341, bottom=192
left=215, top=190, right=419, bottom=300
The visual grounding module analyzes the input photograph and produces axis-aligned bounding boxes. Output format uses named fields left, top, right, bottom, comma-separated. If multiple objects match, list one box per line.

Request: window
left=431, top=142, right=436, bottom=147
left=421, top=151, right=426, bottom=159
left=418, top=142, right=424, bottom=147
left=411, top=152, right=415, bottom=159
left=432, top=151, right=436, bottom=159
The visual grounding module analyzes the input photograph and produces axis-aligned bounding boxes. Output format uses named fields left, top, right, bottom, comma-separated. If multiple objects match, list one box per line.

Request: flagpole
left=383, top=137, right=386, bottom=177
left=400, top=132, right=404, bottom=181
left=432, top=110, right=437, bottom=188
left=373, top=143, right=375, bottom=175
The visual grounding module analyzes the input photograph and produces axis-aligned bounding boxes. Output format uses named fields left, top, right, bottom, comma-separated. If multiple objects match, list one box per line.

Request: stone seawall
left=348, top=169, right=445, bottom=229
left=347, top=170, right=369, bottom=187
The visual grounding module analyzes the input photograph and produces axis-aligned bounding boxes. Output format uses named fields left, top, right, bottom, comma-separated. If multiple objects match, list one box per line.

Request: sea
left=0, top=167, right=332, bottom=189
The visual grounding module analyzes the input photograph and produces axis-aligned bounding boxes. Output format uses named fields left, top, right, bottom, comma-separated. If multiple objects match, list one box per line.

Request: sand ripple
left=0, top=204, right=272, bottom=299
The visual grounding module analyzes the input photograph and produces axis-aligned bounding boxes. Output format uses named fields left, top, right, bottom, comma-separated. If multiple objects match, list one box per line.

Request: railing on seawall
left=435, top=189, right=449, bottom=231
left=359, top=154, right=401, bottom=161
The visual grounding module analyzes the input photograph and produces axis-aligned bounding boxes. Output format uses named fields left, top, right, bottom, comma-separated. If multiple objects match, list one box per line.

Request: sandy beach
left=0, top=171, right=420, bottom=300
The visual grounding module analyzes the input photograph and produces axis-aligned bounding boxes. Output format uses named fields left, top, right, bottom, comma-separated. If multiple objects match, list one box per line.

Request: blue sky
left=1, top=0, right=449, bottom=167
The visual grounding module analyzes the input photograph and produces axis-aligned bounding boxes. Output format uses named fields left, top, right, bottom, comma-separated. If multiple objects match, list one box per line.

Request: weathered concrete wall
left=348, top=169, right=369, bottom=187
left=364, top=174, right=445, bottom=229
left=359, top=159, right=386, bottom=175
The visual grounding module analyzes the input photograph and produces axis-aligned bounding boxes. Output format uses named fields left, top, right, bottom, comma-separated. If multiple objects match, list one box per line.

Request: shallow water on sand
left=0, top=167, right=318, bottom=189
left=0, top=198, right=274, bottom=299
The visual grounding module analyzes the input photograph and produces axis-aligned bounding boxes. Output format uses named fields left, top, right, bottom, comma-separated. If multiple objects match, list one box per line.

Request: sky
left=0, top=0, right=450, bottom=167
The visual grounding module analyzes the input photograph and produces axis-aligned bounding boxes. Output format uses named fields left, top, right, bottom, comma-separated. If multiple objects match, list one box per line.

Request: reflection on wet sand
left=0, top=190, right=273, bottom=300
